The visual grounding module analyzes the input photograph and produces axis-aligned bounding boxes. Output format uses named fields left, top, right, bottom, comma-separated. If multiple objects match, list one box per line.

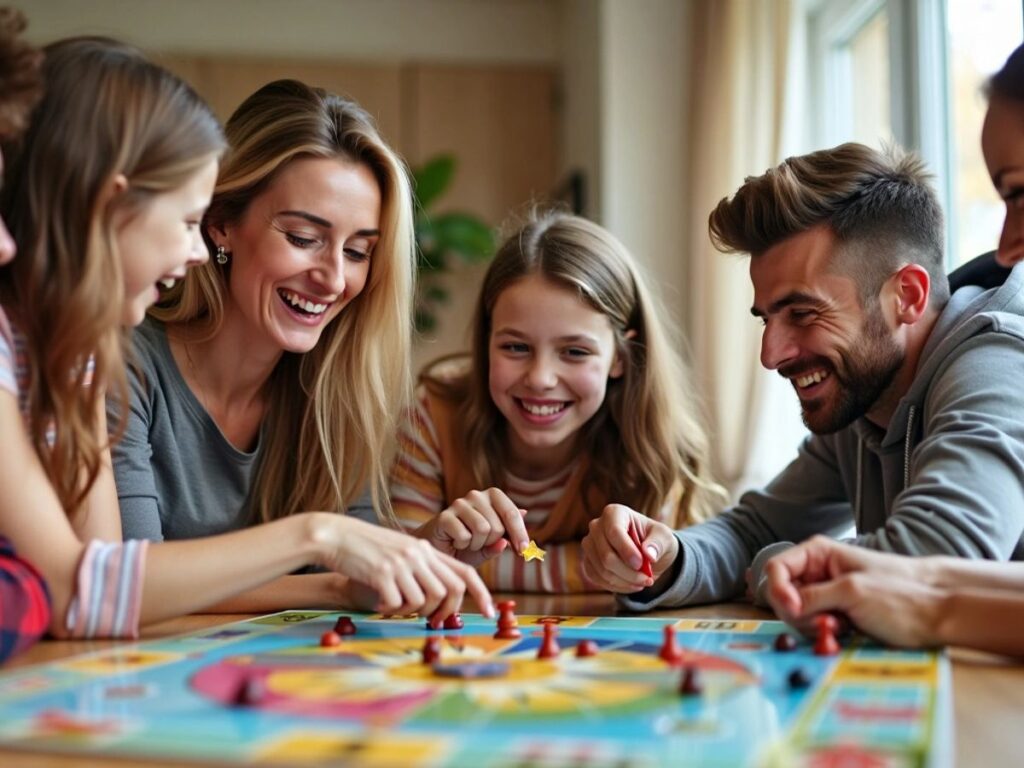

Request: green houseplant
left=412, top=154, right=495, bottom=332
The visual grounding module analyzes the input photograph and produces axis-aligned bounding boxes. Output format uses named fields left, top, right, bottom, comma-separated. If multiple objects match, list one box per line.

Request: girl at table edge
left=0, top=36, right=491, bottom=655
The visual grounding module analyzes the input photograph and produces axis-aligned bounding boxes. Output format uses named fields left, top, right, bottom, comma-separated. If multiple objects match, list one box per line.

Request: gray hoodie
left=622, top=262, right=1024, bottom=611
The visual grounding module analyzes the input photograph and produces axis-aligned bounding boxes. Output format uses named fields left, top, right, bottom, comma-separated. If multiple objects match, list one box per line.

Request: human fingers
left=457, top=538, right=508, bottom=568
left=436, top=506, right=479, bottom=552
left=764, top=557, right=804, bottom=618
left=582, top=512, right=651, bottom=592
left=370, top=560, right=408, bottom=616
left=635, top=520, right=678, bottom=577
left=444, top=553, right=495, bottom=618
left=486, top=488, right=530, bottom=553
left=449, top=494, right=501, bottom=551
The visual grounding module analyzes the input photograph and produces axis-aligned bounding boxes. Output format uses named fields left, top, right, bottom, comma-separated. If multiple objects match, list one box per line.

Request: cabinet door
left=155, top=55, right=403, bottom=145
left=404, top=64, right=557, bottom=364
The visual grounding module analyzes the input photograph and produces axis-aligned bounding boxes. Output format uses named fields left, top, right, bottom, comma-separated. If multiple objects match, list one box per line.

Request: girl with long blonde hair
left=391, top=210, right=722, bottom=592
left=0, top=40, right=490, bottom=648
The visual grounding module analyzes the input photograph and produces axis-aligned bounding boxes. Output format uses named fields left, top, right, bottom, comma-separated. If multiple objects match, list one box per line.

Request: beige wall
left=22, top=0, right=698, bottom=364
left=21, top=0, right=560, bottom=62
left=599, top=0, right=693, bottom=338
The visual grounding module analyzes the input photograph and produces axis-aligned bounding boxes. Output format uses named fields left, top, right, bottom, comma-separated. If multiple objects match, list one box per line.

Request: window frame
left=807, top=0, right=954, bottom=261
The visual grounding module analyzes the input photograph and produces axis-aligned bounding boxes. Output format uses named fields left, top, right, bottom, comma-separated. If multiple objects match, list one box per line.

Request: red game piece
left=774, top=632, right=797, bottom=652
left=422, top=636, right=442, bottom=665
left=443, top=612, right=464, bottom=630
left=658, top=624, right=683, bottom=665
left=319, top=630, right=342, bottom=647
left=813, top=614, right=840, bottom=656
left=233, top=675, right=265, bottom=707
left=494, top=600, right=522, bottom=640
left=627, top=521, right=654, bottom=579
left=334, top=616, right=357, bottom=636
left=679, top=665, right=702, bottom=696
left=575, top=639, right=599, bottom=658
left=536, top=623, right=560, bottom=659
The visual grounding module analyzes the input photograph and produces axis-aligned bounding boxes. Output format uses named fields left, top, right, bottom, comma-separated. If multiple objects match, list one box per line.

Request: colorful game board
left=0, top=610, right=952, bottom=767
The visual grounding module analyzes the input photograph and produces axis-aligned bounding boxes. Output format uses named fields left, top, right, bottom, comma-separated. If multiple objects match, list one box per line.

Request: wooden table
left=2, top=593, right=1021, bottom=767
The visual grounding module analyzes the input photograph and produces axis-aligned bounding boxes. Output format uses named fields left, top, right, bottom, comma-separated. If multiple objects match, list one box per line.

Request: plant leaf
left=431, top=213, right=495, bottom=262
left=413, top=155, right=456, bottom=210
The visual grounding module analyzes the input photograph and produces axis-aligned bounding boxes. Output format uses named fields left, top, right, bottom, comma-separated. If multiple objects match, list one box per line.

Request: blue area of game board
left=0, top=611, right=949, bottom=767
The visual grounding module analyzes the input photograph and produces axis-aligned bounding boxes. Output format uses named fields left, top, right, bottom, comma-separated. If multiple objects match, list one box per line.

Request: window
left=807, top=0, right=1023, bottom=266
left=947, top=0, right=1023, bottom=265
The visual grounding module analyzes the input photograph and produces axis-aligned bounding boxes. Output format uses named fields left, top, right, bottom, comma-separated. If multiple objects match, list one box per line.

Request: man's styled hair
left=708, top=142, right=948, bottom=307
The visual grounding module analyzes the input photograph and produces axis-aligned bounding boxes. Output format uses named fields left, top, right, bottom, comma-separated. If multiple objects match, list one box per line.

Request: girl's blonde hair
left=425, top=210, right=722, bottom=524
left=153, top=80, right=414, bottom=523
left=0, top=37, right=223, bottom=514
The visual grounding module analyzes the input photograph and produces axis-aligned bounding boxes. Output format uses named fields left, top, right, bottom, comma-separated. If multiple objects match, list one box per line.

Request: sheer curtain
left=684, top=0, right=810, bottom=497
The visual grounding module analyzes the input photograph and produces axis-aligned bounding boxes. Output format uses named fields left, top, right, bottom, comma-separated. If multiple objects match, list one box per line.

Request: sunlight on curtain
left=685, top=0, right=810, bottom=498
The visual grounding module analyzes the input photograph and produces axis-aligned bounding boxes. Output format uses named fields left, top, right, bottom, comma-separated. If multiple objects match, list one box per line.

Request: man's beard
left=785, top=313, right=904, bottom=435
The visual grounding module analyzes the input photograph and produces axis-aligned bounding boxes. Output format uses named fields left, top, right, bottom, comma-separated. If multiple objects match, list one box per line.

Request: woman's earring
left=215, top=245, right=230, bottom=265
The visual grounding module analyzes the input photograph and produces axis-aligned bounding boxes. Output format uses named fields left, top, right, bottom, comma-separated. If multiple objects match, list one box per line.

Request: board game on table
left=0, top=608, right=952, bottom=767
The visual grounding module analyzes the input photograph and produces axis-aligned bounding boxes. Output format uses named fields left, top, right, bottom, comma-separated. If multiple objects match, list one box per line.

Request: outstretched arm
left=0, top=392, right=493, bottom=637
left=764, top=536, right=1024, bottom=654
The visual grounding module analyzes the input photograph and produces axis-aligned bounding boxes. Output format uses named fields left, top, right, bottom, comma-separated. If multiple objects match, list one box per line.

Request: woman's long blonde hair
left=425, top=210, right=723, bottom=524
left=0, top=37, right=223, bottom=514
left=153, top=79, right=414, bottom=523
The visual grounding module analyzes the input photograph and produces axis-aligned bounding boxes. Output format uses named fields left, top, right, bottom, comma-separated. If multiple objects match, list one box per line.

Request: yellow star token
left=521, top=539, right=546, bottom=562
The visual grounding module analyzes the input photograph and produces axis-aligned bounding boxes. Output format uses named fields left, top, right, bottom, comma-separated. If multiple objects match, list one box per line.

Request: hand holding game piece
left=417, top=487, right=530, bottom=566
left=763, top=536, right=947, bottom=648
left=313, top=515, right=494, bottom=621
left=536, top=623, right=560, bottom=659
left=580, top=504, right=679, bottom=594
left=627, top=522, right=653, bottom=578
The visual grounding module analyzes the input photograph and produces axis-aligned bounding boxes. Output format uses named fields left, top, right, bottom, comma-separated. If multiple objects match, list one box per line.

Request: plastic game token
left=774, top=632, right=798, bottom=652
left=521, top=540, right=546, bottom=562
left=432, top=661, right=511, bottom=679
left=319, top=630, right=342, bottom=647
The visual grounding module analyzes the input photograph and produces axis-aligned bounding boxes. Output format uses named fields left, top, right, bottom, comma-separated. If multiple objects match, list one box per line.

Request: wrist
left=926, top=587, right=956, bottom=646
left=302, top=512, right=349, bottom=567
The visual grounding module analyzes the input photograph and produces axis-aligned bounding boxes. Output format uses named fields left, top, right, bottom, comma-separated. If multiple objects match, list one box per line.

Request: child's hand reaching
left=416, top=488, right=530, bottom=566
left=580, top=504, right=679, bottom=593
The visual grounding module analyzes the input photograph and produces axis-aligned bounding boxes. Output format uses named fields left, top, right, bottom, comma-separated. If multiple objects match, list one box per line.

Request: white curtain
left=685, top=0, right=811, bottom=497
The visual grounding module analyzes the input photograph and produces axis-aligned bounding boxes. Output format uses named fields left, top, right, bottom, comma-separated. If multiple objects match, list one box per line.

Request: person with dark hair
left=753, top=42, right=1024, bottom=656
left=582, top=140, right=1024, bottom=620
left=0, top=7, right=49, bottom=664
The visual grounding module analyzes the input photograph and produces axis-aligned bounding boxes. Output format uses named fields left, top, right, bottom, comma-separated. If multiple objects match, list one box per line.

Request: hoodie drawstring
left=904, top=405, right=916, bottom=488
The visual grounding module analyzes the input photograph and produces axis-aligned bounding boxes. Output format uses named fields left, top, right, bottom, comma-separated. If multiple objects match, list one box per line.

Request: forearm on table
left=926, top=557, right=1024, bottom=592
left=199, top=573, right=351, bottom=614
left=139, top=513, right=326, bottom=624
left=935, top=587, right=1024, bottom=657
